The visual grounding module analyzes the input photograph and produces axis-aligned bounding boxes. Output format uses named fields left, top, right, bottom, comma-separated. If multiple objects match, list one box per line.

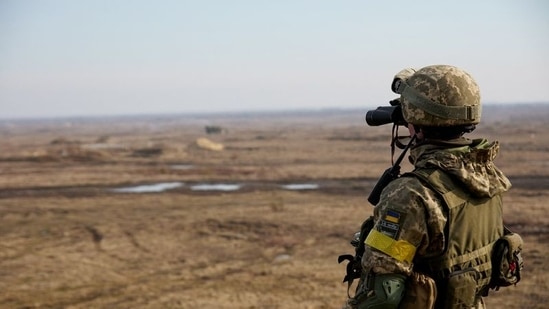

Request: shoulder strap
left=405, top=168, right=467, bottom=210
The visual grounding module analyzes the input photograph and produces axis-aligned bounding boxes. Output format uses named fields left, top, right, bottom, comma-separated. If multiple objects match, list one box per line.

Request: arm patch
left=378, top=209, right=405, bottom=239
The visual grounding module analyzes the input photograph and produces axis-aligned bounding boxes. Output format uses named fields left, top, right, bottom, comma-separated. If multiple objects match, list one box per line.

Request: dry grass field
left=1, top=104, right=548, bottom=308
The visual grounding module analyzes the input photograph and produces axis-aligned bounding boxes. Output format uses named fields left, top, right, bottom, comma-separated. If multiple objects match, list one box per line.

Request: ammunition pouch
left=400, top=272, right=437, bottom=309
left=442, top=267, right=481, bottom=308
left=489, top=228, right=524, bottom=290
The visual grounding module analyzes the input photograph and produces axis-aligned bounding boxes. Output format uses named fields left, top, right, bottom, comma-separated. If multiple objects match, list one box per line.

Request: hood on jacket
left=410, top=138, right=512, bottom=198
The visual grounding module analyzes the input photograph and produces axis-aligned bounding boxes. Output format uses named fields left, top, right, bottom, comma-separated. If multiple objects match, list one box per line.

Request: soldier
left=342, top=65, right=521, bottom=308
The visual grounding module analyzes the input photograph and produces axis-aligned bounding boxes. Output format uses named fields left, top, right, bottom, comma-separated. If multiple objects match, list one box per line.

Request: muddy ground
left=1, top=104, right=548, bottom=308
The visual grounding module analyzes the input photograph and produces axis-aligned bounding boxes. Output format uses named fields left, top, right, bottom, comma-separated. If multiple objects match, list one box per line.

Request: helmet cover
left=398, top=65, right=481, bottom=126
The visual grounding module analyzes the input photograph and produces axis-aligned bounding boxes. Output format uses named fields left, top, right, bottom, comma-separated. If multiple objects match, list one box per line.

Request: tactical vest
left=409, top=168, right=504, bottom=305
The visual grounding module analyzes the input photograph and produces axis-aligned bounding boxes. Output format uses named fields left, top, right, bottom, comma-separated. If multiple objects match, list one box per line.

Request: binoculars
left=365, top=99, right=406, bottom=126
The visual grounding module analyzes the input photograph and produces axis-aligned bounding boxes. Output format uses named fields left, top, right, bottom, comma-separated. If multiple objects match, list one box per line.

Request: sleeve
left=361, top=176, right=441, bottom=275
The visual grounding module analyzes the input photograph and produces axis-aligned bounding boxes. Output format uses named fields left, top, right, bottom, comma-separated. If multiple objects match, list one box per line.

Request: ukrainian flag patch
left=379, top=209, right=404, bottom=239
left=385, top=210, right=401, bottom=223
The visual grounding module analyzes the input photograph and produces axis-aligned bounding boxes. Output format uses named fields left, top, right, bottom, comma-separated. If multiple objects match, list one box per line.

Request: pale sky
left=1, top=0, right=548, bottom=119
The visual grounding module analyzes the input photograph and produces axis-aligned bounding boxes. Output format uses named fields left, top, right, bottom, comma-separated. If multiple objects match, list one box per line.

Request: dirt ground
left=1, top=104, right=548, bottom=308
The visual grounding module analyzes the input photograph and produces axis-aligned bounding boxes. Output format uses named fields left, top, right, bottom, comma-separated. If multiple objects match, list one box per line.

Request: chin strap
left=391, top=124, right=412, bottom=165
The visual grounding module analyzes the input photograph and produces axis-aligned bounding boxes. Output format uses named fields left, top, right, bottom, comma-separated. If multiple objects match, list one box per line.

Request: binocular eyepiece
left=365, top=99, right=407, bottom=126
left=365, top=68, right=416, bottom=127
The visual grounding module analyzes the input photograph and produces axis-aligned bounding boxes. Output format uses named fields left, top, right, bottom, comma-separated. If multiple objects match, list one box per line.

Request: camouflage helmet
left=392, top=65, right=481, bottom=126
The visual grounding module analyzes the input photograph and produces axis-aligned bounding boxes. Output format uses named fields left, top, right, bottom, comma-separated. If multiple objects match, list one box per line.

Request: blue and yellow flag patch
left=384, top=210, right=401, bottom=224
left=378, top=209, right=404, bottom=239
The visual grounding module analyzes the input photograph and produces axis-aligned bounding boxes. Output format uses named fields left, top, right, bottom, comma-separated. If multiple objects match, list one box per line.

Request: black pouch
left=442, top=267, right=480, bottom=308
left=490, top=229, right=524, bottom=290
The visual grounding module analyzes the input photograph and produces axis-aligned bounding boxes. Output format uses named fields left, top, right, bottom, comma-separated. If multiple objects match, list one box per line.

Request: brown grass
left=0, top=106, right=548, bottom=308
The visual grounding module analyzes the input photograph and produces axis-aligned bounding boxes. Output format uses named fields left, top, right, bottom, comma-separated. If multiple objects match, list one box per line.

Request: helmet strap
left=390, top=124, right=411, bottom=165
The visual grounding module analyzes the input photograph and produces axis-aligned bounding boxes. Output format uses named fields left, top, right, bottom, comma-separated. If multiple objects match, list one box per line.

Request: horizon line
left=1, top=101, right=548, bottom=122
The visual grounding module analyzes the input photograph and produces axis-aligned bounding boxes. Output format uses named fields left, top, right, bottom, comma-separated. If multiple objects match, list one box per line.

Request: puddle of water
left=281, top=183, right=319, bottom=190
left=171, top=164, right=194, bottom=170
left=110, top=182, right=318, bottom=193
left=190, top=184, right=241, bottom=191
left=111, top=182, right=183, bottom=193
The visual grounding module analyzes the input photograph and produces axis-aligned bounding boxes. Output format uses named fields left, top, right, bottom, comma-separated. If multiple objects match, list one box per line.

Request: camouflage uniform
left=343, top=65, right=514, bottom=309
left=344, top=137, right=511, bottom=309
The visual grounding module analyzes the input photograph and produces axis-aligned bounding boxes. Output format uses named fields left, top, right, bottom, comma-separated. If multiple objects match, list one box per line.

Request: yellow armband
left=365, top=230, right=416, bottom=263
